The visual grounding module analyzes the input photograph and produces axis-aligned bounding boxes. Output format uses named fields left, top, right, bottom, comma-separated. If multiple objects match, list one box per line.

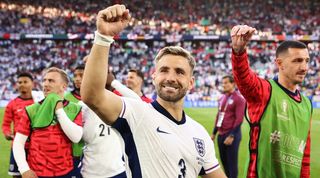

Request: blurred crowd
left=1, top=40, right=319, bottom=101
left=0, top=0, right=320, bottom=101
left=0, top=0, right=319, bottom=36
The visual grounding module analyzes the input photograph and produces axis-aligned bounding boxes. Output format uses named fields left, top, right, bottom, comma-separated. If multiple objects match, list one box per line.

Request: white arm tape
left=93, top=31, right=114, bottom=47
left=56, top=108, right=83, bottom=143
left=111, top=80, right=140, bottom=99
left=13, top=133, right=30, bottom=174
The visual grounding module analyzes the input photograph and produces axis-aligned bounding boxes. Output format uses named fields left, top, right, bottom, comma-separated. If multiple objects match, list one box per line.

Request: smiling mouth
left=162, top=85, right=179, bottom=91
left=297, top=73, right=306, bottom=77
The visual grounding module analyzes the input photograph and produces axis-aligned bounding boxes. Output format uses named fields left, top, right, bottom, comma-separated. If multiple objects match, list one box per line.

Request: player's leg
left=8, top=148, right=22, bottom=178
left=225, top=130, right=241, bottom=178
left=217, top=134, right=229, bottom=176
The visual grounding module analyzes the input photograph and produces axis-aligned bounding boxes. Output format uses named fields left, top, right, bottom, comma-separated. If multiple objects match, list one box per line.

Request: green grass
left=0, top=108, right=319, bottom=177
left=0, top=108, right=10, bottom=178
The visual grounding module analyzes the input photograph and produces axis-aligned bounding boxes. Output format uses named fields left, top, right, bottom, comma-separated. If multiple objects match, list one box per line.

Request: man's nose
left=300, top=61, right=308, bottom=71
left=166, top=71, right=177, bottom=82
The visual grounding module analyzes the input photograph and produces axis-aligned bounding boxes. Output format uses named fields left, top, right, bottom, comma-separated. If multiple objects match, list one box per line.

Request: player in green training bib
left=231, top=25, right=312, bottom=178
left=13, top=67, right=83, bottom=177
left=65, top=65, right=85, bottom=175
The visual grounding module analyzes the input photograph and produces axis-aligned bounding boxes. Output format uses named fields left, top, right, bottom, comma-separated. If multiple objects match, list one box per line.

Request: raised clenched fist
left=231, top=25, right=256, bottom=54
left=96, top=4, right=131, bottom=36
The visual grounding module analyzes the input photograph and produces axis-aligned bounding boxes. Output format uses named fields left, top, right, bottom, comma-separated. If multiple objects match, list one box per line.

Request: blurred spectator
left=0, top=0, right=319, bottom=36
left=1, top=40, right=319, bottom=101
left=0, top=0, right=319, bottom=101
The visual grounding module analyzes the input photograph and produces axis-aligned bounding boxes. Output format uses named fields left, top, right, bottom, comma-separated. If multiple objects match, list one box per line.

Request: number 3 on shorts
left=178, top=158, right=186, bottom=178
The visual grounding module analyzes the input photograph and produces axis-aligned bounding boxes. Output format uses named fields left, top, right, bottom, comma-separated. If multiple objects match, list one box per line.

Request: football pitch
left=0, top=107, right=319, bottom=177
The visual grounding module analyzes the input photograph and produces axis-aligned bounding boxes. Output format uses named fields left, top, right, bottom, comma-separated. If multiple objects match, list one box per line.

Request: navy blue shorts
left=67, top=157, right=82, bottom=178
left=8, top=148, right=21, bottom=176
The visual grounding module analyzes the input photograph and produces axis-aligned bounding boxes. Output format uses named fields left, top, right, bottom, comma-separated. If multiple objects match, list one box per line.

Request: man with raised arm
left=231, top=25, right=312, bottom=178
left=81, top=4, right=226, bottom=178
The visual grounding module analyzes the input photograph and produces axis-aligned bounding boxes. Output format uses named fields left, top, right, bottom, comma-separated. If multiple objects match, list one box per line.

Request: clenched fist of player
left=231, top=25, right=256, bottom=54
left=96, top=4, right=131, bottom=36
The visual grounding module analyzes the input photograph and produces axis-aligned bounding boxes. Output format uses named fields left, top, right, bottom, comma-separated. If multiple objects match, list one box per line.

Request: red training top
left=232, top=50, right=310, bottom=178
left=2, top=96, right=34, bottom=146
left=16, top=101, right=82, bottom=177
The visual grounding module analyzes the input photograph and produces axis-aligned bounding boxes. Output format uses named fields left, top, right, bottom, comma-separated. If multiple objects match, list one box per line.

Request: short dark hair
left=18, top=72, right=33, bottom=81
left=75, top=65, right=85, bottom=71
left=276, top=40, right=308, bottom=58
left=222, top=75, right=234, bottom=83
left=129, top=69, right=144, bottom=80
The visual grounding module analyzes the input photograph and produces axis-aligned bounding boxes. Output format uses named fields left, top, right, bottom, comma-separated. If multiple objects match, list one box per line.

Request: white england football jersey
left=79, top=102, right=126, bottom=178
left=113, top=98, right=220, bottom=178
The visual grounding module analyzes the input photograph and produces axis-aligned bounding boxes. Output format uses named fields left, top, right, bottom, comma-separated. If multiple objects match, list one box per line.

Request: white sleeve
left=78, top=101, right=90, bottom=125
left=111, top=80, right=140, bottom=99
left=77, top=101, right=96, bottom=143
left=114, top=98, right=147, bottom=132
left=203, top=135, right=220, bottom=174
left=56, top=108, right=83, bottom=143
left=13, top=133, right=30, bottom=174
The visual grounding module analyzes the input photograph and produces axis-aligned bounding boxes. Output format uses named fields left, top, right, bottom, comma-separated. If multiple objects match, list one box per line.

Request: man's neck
left=73, top=89, right=81, bottom=96
left=225, top=89, right=235, bottom=95
left=132, top=87, right=143, bottom=97
left=156, top=98, right=184, bottom=121
left=57, top=92, right=65, bottom=99
left=20, top=92, right=32, bottom=99
left=278, top=76, right=297, bottom=93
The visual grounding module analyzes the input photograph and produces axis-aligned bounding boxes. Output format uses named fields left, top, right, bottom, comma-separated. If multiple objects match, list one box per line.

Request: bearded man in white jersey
left=81, top=4, right=226, bottom=178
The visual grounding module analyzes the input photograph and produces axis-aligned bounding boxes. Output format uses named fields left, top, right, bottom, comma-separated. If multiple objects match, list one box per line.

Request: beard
left=155, top=82, right=188, bottom=102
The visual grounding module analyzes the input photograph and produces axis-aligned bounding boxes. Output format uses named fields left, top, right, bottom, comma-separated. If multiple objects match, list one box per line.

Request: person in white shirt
left=81, top=75, right=140, bottom=178
left=71, top=59, right=140, bottom=178
left=81, top=4, right=226, bottom=178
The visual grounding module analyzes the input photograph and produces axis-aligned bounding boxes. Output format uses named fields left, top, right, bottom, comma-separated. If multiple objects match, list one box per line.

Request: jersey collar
left=151, top=100, right=186, bottom=125
left=72, top=89, right=82, bottom=100
left=273, top=76, right=301, bottom=102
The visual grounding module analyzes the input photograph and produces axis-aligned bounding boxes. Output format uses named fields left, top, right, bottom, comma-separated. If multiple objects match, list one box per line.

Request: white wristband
left=94, top=31, right=114, bottom=47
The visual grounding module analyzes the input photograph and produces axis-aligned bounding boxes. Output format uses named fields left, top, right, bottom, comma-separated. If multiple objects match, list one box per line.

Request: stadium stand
left=0, top=0, right=319, bottom=106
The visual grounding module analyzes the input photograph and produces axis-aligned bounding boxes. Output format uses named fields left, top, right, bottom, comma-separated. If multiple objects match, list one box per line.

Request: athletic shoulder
left=122, top=97, right=151, bottom=111
left=185, top=115, right=211, bottom=138
left=6, top=97, right=18, bottom=107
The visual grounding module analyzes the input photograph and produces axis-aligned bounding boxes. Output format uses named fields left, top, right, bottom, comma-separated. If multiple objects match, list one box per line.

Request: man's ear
left=275, top=58, right=283, bottom=70
left=151, top=73, right=156, bottom=85
left=188, top=76, right=195, bottom=90
left=62, top=82, right=68, bottom=91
